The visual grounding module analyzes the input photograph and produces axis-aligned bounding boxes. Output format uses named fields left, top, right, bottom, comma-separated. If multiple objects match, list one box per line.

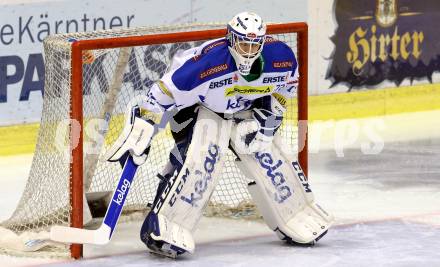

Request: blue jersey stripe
left=262, top=39, right=298, bottom=74
left=171, top=41, right=237, bottom=91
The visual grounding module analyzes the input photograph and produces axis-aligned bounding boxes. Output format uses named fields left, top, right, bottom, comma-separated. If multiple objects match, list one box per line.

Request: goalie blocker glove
left=234, top=95, right=285, bottom=154
left=105, top=106, right=156, bottom=166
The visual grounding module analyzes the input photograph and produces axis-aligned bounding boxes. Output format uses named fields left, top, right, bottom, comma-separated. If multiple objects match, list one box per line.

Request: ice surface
left=0, top=110, right=439, bottom=266
left=28, top=221, right=440, bottom=267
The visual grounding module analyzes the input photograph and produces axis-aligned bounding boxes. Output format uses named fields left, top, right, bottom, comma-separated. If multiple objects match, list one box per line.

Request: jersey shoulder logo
left=201, top=40, right=227, bottom=54
left=264, top=36, right=280, bottom=44
left=273, top=61, right=293, bottom=69
left=199, top=64, right=229, bottom=79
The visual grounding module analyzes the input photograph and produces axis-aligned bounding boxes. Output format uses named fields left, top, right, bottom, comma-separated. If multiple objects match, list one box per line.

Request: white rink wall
left=0, top=0, right=307, bottom=126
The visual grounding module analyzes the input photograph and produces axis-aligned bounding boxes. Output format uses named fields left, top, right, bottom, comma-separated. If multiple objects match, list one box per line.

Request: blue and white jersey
left=144, top=37, right=298, bottom=115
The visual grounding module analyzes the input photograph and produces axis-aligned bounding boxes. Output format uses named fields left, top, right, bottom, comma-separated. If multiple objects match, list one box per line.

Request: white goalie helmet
left=227, top=12, right=267, bottom=75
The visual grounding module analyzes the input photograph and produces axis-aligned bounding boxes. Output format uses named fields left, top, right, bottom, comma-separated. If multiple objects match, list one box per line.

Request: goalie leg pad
left=232, top=133, right=334, bottom=245
left=248, top=181, right=331, bottom=245
left=140, top=106, right=232, bottom=256
left=140, top=212, right=193, bottom=258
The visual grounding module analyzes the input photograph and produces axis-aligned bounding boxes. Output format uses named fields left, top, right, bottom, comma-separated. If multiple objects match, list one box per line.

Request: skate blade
left=148, top=248, right=177, bottom=259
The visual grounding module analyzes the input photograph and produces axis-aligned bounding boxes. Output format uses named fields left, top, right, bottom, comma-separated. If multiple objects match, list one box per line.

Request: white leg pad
left=233, top=133, right=334, bottom=244
left=248, top=182, right=332, bottom=243
left=148, top=107, right=232, bottom=253
left=150, top=214, right=195, bottom=253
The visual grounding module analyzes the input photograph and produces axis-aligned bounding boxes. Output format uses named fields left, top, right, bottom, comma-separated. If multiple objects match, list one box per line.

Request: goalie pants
left=152, top=104, right=199, bottom=206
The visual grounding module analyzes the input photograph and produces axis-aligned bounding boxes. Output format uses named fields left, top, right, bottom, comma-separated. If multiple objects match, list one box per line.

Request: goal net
left=0, top=22, right=308, bottom=258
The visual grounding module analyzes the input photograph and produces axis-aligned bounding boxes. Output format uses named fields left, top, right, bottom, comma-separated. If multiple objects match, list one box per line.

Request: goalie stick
left=22, top=102, right=196, bottom=251
left=49, top=154, right=138, bottom=245
left=49, top=103, right=164, bottom=245
left=23, top=107, right=184, bottom=251
left=47, top=104, right=153, bottom=246
left=20, top=154, right=138, bottom=251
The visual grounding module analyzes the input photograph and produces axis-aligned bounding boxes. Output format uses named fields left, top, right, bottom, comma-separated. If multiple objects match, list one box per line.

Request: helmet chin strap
left=228, top=46, right=260, bottom=76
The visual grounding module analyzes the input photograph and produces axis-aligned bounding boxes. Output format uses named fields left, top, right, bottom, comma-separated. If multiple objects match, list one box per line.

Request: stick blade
left=0, top=226, right=58, bottom=252
left=50, top=225, right=111, bottom=245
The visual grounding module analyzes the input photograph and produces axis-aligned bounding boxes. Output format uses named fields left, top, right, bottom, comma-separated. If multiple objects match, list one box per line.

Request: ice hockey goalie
left=106, top=11, right=334, bottom=258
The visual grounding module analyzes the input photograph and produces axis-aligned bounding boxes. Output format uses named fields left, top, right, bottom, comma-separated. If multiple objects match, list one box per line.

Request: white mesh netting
left=0, top=23, right=302, bottom=257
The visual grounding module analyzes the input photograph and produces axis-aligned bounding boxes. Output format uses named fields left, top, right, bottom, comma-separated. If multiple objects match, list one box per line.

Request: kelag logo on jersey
left=226, top=96, right=252, bottom=110
left=327, top=0, right=440, bottom=88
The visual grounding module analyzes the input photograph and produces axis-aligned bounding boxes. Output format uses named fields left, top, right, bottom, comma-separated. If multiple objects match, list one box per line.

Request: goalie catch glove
left=234, top=95, right=285, bottom=154
left=104, top=105, right=157, bottom=166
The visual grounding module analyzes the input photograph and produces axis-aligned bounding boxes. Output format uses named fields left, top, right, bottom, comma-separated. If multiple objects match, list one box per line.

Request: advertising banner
left=0, top=0, right=306, bottom=126
left=326, top=0, right=438, bottom=90
left=0, top=0, right=171, bottom=125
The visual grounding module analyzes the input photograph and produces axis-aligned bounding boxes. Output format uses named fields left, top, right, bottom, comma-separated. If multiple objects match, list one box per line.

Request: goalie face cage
left=0, top=22, right=307, bottom=259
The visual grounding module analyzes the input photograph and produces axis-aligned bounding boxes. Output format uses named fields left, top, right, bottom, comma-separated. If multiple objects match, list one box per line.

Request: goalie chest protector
left=155, top=37, right=299, bottom=114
